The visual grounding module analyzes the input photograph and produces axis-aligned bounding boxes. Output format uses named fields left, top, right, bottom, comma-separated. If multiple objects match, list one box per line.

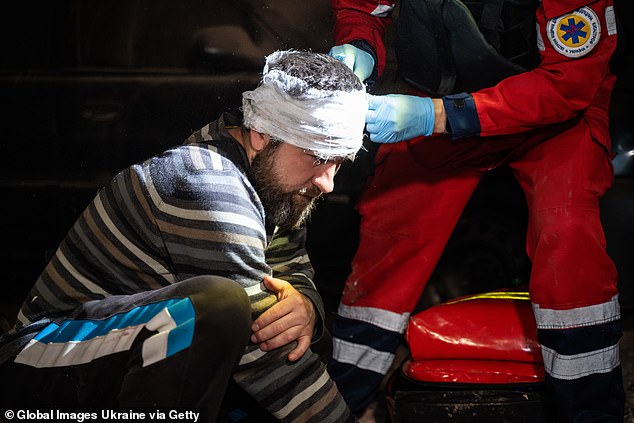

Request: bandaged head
left=242, top=50, right=368, bottom=159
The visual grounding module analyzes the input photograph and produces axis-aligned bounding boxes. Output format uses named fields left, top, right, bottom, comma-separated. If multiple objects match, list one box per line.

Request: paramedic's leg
left=511, top=124, right=625, bottom=422
left=329, top=140, right=482, bottom=412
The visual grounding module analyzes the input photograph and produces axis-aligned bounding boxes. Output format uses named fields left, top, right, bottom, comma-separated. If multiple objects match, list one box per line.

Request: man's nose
left=311, top=163, right=337, bottom=194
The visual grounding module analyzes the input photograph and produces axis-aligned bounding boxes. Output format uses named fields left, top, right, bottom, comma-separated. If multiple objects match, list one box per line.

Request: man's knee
left=184, top=276, right=252, bottom=346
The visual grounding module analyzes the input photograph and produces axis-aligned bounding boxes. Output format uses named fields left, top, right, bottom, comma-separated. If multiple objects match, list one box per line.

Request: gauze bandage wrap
left=242, top=52, right=368, bottom=159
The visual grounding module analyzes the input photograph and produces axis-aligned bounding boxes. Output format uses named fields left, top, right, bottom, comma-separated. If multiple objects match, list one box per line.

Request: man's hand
left=366, top=94, right=436, bottom=143
left=328, top=44, right=375, bottom=82
left=251, top=275, right=316, bottom=362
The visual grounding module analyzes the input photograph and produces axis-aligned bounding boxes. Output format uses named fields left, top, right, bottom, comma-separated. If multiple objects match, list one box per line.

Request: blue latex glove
left=328, top=44, right=375, bottom=82
left=365, top=94, right=435, bottom=143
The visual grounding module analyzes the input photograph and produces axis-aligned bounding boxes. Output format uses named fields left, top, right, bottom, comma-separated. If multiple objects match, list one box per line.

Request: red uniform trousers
left=330, top=117, right=624, bottom=420
left=346, top=122, right=617, bottom=313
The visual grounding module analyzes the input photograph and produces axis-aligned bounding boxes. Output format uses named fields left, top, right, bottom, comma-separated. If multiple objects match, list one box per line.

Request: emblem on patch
left=547, top=7, right=601, bottom=58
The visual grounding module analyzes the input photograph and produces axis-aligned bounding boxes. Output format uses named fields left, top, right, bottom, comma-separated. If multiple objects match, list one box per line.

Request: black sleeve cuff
left=297, top=287, right=325, bottom=343
left=348, top=39, right=378, bottom=91
left=442, top=93, right=481, bottom=139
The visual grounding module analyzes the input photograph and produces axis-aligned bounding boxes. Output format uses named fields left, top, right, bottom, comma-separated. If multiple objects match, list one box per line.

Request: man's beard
left=251, top=143, right=320, bottom=230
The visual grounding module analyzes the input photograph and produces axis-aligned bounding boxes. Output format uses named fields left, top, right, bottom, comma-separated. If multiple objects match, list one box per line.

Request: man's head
left=243, top=50, right=367, bottom=229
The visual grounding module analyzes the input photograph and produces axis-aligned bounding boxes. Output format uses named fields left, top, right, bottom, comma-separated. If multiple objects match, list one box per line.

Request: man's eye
left=304, top=150, right=324, bottom=166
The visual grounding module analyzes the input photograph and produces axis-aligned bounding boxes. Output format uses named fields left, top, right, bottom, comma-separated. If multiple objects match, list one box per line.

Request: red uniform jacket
left=332, top=0, right=617, bottom=150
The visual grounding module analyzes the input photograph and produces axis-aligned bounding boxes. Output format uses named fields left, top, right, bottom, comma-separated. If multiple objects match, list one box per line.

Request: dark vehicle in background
left=1, top=0, right=632, bottom=376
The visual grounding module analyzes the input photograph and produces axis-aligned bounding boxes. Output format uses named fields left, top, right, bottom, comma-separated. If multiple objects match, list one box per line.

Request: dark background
left=1, top=1, right=633, bottom=421
left=0, top=0, right=632, bottom=326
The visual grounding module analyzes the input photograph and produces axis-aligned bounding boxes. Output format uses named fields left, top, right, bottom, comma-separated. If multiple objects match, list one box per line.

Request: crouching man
left=0, top=50, right=368, bottom=423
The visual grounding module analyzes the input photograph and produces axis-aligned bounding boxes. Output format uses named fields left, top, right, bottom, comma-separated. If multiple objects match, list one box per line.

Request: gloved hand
left=365, top=94, right=435, bottom=143
left=328, top=44, right=375, bottom=82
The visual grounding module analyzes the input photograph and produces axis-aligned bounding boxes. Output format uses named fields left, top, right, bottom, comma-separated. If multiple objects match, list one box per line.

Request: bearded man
left=0, top=50, right=367, bottom=423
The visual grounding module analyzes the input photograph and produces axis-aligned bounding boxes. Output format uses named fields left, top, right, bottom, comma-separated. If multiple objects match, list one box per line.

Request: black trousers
left=0, top=276, right=252, bottom=422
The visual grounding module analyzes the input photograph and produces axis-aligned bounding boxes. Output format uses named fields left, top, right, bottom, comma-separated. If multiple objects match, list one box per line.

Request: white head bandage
left=242, top=51, right=368, bottom=159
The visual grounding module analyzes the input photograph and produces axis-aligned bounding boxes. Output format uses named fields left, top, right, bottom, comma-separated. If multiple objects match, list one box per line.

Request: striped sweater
left=17, top=113, right=324, bottom=330
left=10, top=113, right=351, bottom=422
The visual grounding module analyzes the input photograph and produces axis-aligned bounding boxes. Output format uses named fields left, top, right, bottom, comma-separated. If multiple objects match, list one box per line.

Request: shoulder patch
left=547, top=7, right=601, bottom=58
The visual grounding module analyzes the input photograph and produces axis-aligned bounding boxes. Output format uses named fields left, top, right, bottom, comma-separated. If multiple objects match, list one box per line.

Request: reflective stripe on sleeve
left=371, top=4, right=394, bottom=17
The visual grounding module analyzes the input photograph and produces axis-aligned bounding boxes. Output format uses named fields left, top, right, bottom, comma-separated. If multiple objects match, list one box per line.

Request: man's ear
left=250, top=129, right=269, bottom=152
